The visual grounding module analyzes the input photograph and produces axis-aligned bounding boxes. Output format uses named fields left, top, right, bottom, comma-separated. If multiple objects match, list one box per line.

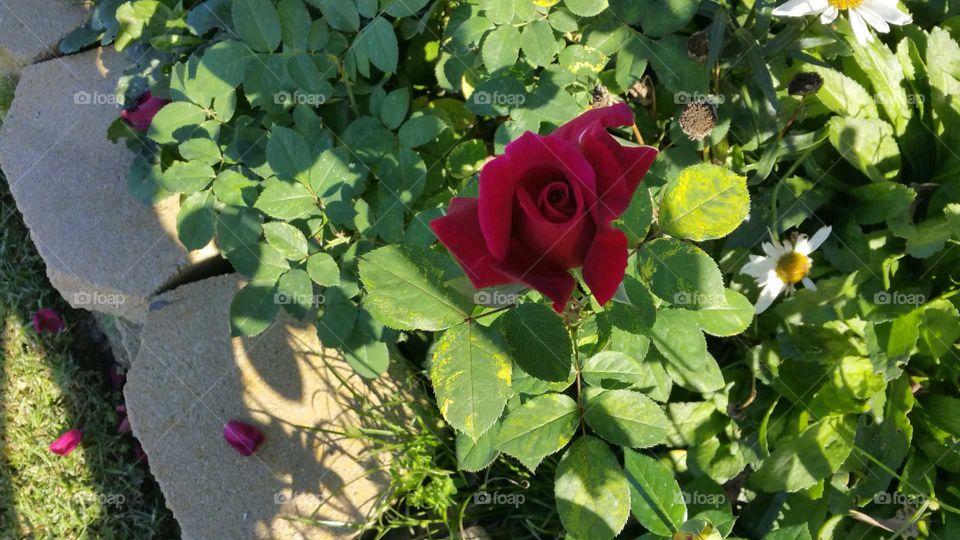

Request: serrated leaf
left=357, top=17, right=398, bottom=73
left=263, top=222, right=308, bottom=261
left=162, top=161, right=215, bottom=193
left=254, top=179, right=317, bottom=220
left=232, top=0, right=281, bottom=52
left=431, top=322, right=512, bottom=440
left=501, top=304, right=572, bottom=382
left=148, top=101, right=206, bottom=144
left=306, top=252, right=340, bottom=286
left=583, top=388, right=671, bottom=448
left=520, top=20, right=556, bottom=67
left=752, top=415, right=856, bottom=493
left=277, top=268, right=314, bottom=319
left=696, top=289, right=754, bottom=337
left=555, top=436, right=630, bottom=540
left=659, top=164, right=749, bottom=241
left=316, top=287, right=357, bottom=347
left=176, top=190, right=216, bottom=250
left=827, top=116, right=901, bottom=182
left=457, top=429, right=500, bottom=472
left=563, top=0, right=608, bottom=17
left=582, top=351, right=651, bottom=391
left=230, top=282, right=279, bottom=337
left=496, top=393, right=578, bottom=471
left=648, top=309, right=724, bottom=393
left=636, top=238, right=725, bottom=310
left=623, top=450, right=687, bottom=536
left=267, top=126, right=313, bottom=183
left=359, top=244, right=472, bottom=331
left=380, top=87, right=410, bottom=130
left=605, top=277, right=657, bottom=333
left=482, top=25, right=521, bottom=73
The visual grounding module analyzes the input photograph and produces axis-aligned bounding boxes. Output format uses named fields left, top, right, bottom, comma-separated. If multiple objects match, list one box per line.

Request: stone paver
left=125, top=274, right=419, bottom=539
left=0, top=0, right=90, bottom=76
left=0, top=48, right=218, bottom=321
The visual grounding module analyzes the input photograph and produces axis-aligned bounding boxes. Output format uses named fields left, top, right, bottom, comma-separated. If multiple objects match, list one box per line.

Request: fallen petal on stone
left=32, top=308, right=65, bottom=334
left=118, top=416, right=131, bottom=434
left=49, top=429, right=82, bottom=456
left=223, top=421, right=264, bottom=456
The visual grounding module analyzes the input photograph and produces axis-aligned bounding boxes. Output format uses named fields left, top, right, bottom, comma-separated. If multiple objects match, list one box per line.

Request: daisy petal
left=821, top=6, right=839, bottom=23
left=803, top=277, right=818, bottom=291
left=741, top=256, right=775, bottom=279
left=857, top=6, right=891, bottom=34
left=755, top=277, right=785, bottom=314
left=862, top=0, right=912, bottom=26
left=804, top=225, right=832, bottom=254
left=849, top=10, right=874, bottom=45
left=773, top=0, right=829, bottom=17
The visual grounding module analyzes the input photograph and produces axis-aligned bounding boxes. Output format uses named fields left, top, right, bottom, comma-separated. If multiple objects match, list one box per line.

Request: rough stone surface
left=0, top=48, right=217, bottom=321
left=0, top=0, right=90, bottom=76
left=125, top=274, right=420, bottom=539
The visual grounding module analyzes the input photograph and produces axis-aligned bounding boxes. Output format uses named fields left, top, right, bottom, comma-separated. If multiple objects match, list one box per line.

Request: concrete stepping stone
left=0, top=48, right=218, bottom=322
left=124, top=274, right=420, bottom=539
left=0, top=0, right=90, bottom=76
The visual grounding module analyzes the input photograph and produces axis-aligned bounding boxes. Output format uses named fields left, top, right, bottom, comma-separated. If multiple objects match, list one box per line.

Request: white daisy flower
left=741, top=226, right=832, bottom=314
left=772, top=0, right=913, bottom=46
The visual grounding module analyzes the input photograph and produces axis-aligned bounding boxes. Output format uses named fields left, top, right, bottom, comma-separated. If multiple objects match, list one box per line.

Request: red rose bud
left=120, top=91, right=170, bottom=130
left=223, top=421, right=265, bottom=456
left=32, top=308, right=65, bottom=334
left=430, top=103, right=658, bottom=312
left=49, top=429, right=82, bottom=456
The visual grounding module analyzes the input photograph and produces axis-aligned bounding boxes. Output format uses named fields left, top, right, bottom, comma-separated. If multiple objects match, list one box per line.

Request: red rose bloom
left=120, top=91, right=170, bottom=130
left=431, top=104, right=658, bottom=312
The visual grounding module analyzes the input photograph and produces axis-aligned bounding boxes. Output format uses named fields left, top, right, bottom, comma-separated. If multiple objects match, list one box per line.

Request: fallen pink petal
left=117, top=416, right=131, bottom=434
left=31, top=308, right=65, bottom=334
left=48, top=429, right=82, bottom=456
left=223, top=420, right=264, bottom=456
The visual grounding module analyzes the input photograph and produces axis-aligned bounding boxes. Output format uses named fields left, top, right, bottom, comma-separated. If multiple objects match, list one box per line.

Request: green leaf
left=147, top=101, right=206, bottom=144
left=360, top=245, right=473, bottom=331
left=696, top=289, right=754, bottom=337
left=161, top=161, right=215, bottom=193
left=457, top=429, right=500, bottom=472
left=501, top=304, right=572, bottom=382
left=615, top=36, right=648, bottom=93
left=380, top=87, right=410, bottom=130
left=197, top=40, right=252, bottom=98
left=849, top=35, right=912, bottom=135
left=232, top=0, right=281, bottom=52
left=267, top=126, right=313, bottom=183
left=496, top=393, right=579, bottom=471
left=342, top=311, right=390, bottom=378
left=254, top=179, right=317, bottom=220
left=807, top=65, right=879, bottom=119
left=605, top=277, right=656, bottom=333
left=827, top=117, right=901, bottom=182
left=447, top=139, right=488, bottom=179
left=690, top=437, right=747, bottom=484
left=636, top=238, right=725, bottom=310
left=583, top=388, right=671, bottom=448
left=316, top=287, right=357, bottom=347
left=582, top=351, right=652, bottom=391
left=554, top=436, right=630, bottom=540
left=398, top=113, right=447, bottom=148
left=230, top=282, right=279, bottom=337
left=277, top=268, right=314, bottom=319
left=176, top=191, right=216, bottom=250
left=310, top=0, right=359, bottom=32
left=309, top=147, right=366, bottom=197
left=648, top=309, right=724, bottom=393
left=306, top=252, right=340, bottom=287
left=357, top=17, right=398, bottom=73
left=623, top=450, right=687, bottom=536
left=752, top=415, right=856, bottom=493
left=482, top=25, right=521, bottom=73
left=763, top=524, right=812, bottom=540
left=849, top=183, right=917, bottom=225
left=278, top=0, right=311, bottom=50
left=262, top=222, right=308, bottom=261
left=179, top=138, right=222, bottom=165
left=639, top=35, right=709, bottom=93
left=520, top=20, right=556, bottom=67
left=636, top=0, right=699, bottom=37
left=659, top=164, right=749, bottom=241
left=431, top=322, right=512, bottom=440
left=614, top=186, right=653, bottom=246
left=563, top=0, right=608, bottom=17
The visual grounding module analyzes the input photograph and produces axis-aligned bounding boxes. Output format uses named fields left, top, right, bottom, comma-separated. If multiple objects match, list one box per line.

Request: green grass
left=0, top=169, right=178, bottom=537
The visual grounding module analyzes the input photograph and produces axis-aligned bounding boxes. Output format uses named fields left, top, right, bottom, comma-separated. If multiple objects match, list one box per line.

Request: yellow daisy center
left=775, top=251, right=812, bottom=285
left=828, top=0, right=863, bottom=9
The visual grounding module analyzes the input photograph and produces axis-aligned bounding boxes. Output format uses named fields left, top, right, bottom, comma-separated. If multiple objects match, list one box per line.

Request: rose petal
left=32, top=308, right=65, bottom=334
left=223, top=420, right=265, bottom=456
left=550, top=103, right=635, bottom=142
left=515, top=186, right=595, bottom=268
left=49, top=429, right=82, bottom=456
left=495, top=239, right=577, bottom=312
left=121, top=91, right=171, bottom=130
left=581, top=227, right=629, bottom=305
left=430, top=198, right=513, bottom=289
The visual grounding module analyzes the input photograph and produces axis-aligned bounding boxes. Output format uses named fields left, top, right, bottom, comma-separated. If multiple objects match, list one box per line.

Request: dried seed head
left=688, top=31, right=710, bottom=64
left=678, top=101, right=718, bottom=141
left=590, top=85, right=620, bottom=108
left=627, top=76, right=654, bottom=106
left=788, top=72, right=824, bottom=96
